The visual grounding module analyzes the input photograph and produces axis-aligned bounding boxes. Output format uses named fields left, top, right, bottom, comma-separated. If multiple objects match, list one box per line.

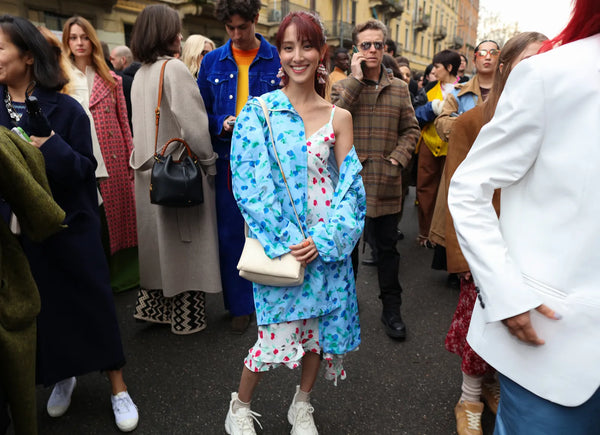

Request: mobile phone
left=227, top=120, right=235, bottom=126
left=11, top=126, right=31, bottom=142
left=353, top=45, right=366, bottom=71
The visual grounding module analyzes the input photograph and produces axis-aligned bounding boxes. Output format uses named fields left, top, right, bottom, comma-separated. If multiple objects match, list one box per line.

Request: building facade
left=1, top=0, right=478, bottom=73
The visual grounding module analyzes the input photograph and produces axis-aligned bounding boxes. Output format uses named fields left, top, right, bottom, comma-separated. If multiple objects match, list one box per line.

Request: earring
left=277, top=67, right=286, bottom=80
left=317, top=63, right=328, bottom=84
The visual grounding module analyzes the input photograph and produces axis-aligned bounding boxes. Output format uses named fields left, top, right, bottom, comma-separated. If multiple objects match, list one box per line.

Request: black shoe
left=361, top=250, right=378, bottom=266
left=446, top=273, right=460, bottom=290
left=381, top=310, right=407, bottom=340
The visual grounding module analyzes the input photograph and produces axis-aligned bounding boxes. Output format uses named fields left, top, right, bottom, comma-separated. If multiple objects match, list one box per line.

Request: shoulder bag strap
left=256, top=97, right=306, bottom=240
left=154, top=59, right=171, bottom=153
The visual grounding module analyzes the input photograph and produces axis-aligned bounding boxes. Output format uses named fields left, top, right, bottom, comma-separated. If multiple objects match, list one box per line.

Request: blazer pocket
left=377, top=157, right=402, bottom=200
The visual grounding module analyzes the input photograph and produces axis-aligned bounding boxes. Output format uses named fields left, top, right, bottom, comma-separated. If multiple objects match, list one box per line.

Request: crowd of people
left=0, top=0, right=599, bottom=434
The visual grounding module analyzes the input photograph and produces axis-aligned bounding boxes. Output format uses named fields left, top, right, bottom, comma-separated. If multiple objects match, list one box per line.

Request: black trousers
left=353, top=212, right=403, bottom=310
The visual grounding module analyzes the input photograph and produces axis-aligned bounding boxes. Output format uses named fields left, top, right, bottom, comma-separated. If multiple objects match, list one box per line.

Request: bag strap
left=154, top=59, right=171, bottom=153
left=256, top=97, right=306, bottom=240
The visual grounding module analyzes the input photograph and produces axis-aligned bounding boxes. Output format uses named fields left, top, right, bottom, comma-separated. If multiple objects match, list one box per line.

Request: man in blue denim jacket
left=197, top=0, right=280, bottom=333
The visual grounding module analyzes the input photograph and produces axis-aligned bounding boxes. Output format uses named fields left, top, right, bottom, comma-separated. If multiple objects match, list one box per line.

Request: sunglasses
left=476, top=49, right=500, bottom=57
left=358, top=41, right=384, bottom=51
left=200, top=50, right=210, bottom=56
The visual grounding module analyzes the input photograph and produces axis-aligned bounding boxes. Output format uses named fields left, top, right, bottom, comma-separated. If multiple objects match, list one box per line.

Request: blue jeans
left=495, top=373, right=600, bottom=435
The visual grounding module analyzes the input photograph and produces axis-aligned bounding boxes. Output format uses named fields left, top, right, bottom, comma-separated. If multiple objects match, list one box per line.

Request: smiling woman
left=225, top=10, right=366, bottom=435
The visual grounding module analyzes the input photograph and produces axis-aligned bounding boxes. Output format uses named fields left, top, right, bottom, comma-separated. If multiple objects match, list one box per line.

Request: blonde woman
left=181, top=34, right=215, bottom=78
left=62, top=16, right=139, bottom=293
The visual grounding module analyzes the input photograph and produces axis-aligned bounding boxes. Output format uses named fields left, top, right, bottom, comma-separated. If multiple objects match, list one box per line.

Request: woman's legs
left=238, top=366, right=263, bottom=403
left=299, top=352, right=321, bottom=394
left=107, top=369, right=127, bottom=395
left=107, top=369, right=139, bottom=432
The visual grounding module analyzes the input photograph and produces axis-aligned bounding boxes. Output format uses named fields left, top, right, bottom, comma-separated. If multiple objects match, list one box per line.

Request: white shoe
left=225, top=392, right=262, bottom=435
left=47, top=377, right=77, bottom=417
left=111, top=391, right=139, bottom=432
left=287, top=386, right=318, bottom=435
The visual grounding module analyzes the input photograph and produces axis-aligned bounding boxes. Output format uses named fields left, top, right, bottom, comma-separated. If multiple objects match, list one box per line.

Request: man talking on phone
left=197, top=0, right=280, bottom=334
left=331, top=19, right=420, bottom=340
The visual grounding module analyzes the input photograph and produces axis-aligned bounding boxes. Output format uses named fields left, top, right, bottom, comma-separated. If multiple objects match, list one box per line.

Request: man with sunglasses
left=435, top=40, right=500, bottom=142
left=331, top=19, right=420, bottom=341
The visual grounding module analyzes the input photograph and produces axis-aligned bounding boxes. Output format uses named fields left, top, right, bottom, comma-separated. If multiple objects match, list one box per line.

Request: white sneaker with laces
left=225, top=392, right=262, bottom=435
left=47, top=377, right=77, bottom=417
left=287, top=386, right=318, bottom=435
left=111, top=391, right=139, bottom=432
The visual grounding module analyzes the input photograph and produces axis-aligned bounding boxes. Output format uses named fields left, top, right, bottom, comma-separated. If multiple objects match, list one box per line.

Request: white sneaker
left=47, top=377, right=77, bottom=417
left=111, top=391, right=139, bottom=432
left=225, top=392, right=262, bottom=435
left=287, top=386, right=318, bottom=435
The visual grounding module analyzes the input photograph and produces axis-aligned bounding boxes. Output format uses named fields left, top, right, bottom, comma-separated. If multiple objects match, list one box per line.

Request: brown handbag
left=149, top=59, right=204, bottom=207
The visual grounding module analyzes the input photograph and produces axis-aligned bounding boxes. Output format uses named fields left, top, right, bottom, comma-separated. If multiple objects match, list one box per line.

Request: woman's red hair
left=275, top=11, right=329, bottom=97
left=540, top=0, right=600, bottom=52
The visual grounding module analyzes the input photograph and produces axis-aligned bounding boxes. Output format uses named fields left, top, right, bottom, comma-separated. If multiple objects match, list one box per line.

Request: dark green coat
left=0, top=126, right=65, bottom=435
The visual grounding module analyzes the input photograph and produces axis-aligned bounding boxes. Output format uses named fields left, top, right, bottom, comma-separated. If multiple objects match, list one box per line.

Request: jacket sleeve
left=40, top=102, right=97, bottom=187
left=166, top=61, right=217, bottom=174
left=444, top=114, right=480, bottom=274
left=448, top=61, right=544, bottom=323
left=197, top=55, right=227, bottom=139
left=113, top=75, right=134, bottom=162
left=414, top=101, right=436, bottom=127
left=308, top=149, right=366, bottom=262
left=230, top=101, right=305, bottom=258
left=390, top=87, right=420, bottom=168
left=330, top=76, right=364, bottom=113
left=435, top=94, right=459, bottom=142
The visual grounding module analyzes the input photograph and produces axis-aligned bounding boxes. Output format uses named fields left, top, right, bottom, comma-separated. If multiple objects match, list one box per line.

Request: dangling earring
left=277, top=67, right=287, bottom=84
left=316, top=62, right=328, bottom=84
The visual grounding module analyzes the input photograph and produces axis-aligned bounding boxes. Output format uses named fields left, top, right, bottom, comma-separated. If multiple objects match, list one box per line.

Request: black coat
left=0, top=85, right=125, bottom=386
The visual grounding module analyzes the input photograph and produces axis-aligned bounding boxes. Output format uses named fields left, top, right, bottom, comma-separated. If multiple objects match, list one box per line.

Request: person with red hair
left=448, top=0, right=600, bottom=432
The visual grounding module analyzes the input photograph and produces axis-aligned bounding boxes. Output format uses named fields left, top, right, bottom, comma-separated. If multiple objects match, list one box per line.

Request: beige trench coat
left=130, top=56, right=221, bottom=297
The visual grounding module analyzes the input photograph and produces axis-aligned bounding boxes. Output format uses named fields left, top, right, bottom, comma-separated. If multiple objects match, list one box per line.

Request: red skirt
left=445, top=277, right=492, bottom=376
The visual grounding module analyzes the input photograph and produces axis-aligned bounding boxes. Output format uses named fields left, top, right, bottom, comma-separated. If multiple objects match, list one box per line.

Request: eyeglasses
left=476, top=49, right=500, bottom=57
left=200, top=50, right=210, bottom=56
left=358, top=41, right=384, bottom=51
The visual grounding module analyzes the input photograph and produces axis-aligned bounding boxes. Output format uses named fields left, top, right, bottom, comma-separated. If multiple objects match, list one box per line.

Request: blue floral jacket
left=197, top=34, right=280, bottom=159
left=230, top=89, right=366, bottom=355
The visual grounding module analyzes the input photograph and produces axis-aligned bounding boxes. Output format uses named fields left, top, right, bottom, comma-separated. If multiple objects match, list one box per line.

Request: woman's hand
left=289, top=237, right=319, bottom=267
left=29, top=131, right=54, bottom=148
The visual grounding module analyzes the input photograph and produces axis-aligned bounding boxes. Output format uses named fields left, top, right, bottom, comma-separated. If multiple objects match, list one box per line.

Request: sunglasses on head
left=358, top=41, right=384, bottom=51
left=476, top=49, right=500, bottom=57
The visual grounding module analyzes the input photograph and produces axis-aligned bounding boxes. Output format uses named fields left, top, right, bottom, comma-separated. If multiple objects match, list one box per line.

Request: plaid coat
left=331, top=68, right=420, bottom=217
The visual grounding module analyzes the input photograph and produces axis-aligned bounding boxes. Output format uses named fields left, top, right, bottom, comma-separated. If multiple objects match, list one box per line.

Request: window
left=43, top=11, right=71, bottom=32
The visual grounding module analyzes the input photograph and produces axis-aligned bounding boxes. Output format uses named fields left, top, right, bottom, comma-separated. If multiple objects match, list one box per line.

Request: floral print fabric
left=231, top=89, right=366, bottom=359
left=445, top=277, right=492, bottom=376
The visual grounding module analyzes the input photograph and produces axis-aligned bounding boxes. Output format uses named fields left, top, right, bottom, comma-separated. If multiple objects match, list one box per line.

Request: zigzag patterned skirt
left=133, top=289, right=206, bottom=335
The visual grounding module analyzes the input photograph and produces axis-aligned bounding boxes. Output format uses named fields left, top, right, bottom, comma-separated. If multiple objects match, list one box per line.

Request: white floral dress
left=244, top=106, right=347, bottom=383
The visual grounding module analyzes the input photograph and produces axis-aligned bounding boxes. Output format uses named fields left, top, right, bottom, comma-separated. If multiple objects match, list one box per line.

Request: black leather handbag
left=150, top=137, right=203, bottom=206
left=149, top=59, right=203, bottom=207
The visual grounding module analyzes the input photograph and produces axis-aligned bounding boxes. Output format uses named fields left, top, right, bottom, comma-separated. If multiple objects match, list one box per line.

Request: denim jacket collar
left=217, top=34, right=277, bottom=64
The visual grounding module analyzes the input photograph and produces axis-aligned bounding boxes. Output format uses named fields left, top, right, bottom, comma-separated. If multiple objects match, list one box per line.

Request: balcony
left=433, top=25, right=447, bottom=41
left=451, top=35, right=464, bottom=49
left=414, top=13, right=430, bottom=31
left=324, top=20, right=355, bottom=43
left=369, top=0, right=405, bottom=19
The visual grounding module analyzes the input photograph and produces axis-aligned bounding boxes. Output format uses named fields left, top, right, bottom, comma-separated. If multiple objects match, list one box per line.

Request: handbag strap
left=256, top=96, right=306, bottom=240
left=154, top=59, right=171, bottom=153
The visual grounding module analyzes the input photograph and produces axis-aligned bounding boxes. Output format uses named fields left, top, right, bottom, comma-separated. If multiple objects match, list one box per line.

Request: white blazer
left=448, top=34, right=600, bottom=407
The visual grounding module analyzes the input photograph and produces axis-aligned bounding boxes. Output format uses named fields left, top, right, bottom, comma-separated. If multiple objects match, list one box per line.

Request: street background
left=33, top=187, right=496, bottom=434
